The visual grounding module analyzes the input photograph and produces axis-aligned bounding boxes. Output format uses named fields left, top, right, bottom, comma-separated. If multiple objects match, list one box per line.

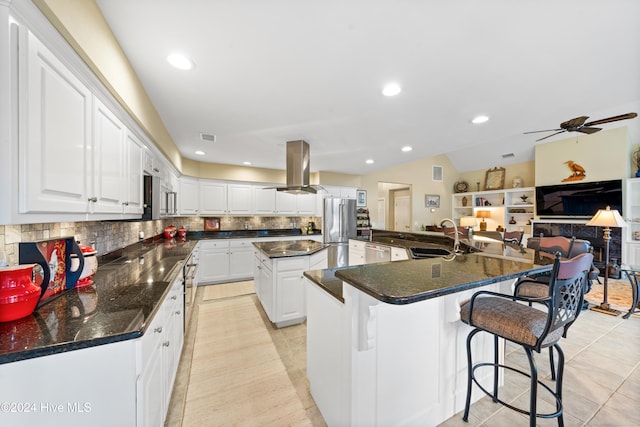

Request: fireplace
left=532, top=221, right=622, bottom=277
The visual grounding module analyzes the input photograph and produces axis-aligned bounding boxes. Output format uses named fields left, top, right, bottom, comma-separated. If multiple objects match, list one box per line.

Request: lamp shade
left=460, top=216, right=476, bottom=227
left=476, top=210, right=491, bottom=219
left=586, top=206, right=627, bottom=228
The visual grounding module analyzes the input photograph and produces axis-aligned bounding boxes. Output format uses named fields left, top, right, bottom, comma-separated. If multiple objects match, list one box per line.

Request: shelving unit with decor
left=624, top=177, right=640, bottom=265
left=356, top=208, right=371, bottom=239
left=452, top=187, right=536, bottom=236
left=505, top=187, right=536, bottom=235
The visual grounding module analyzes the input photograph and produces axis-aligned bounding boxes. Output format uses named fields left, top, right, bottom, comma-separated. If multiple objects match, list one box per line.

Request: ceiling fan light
left=471, top=115, right=489, bottom=124
left=167, top=53, right=194, bottom=70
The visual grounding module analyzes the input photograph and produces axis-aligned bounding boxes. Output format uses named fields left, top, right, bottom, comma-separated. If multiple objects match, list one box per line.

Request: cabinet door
left=229, top=248, right=254, bottom=280
left=228, top=184, right=253, bottom=214
left=296, top=193, right=317, bottom=215
left=391, top=247, right=409, bottom=261
left=276, top=269, right=306, bottom=322
left=349, top=239, right=366, bottom=266
left=92, top=98, right=125, bottom=213
left=253, top=253, right=263, bottom=298
left=198, top=248, right=230, bottom=283
left=179, top=177, right=200, bottom=215
left=137, top=334, right=164, bottom=427
left=124, top=131, right=144, bottom=214
left=275, top=191, right=297, bottom=214
left=199, top=181, right=226, bottom=214
left=254, top=187, right=276, bottom=214
left=19, top=30, right=92, bottom=213
left=260, top=263, right=274, bottom=321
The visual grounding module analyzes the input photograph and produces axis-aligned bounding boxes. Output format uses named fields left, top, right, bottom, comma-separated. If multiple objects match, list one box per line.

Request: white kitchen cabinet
left=227, top=184, right=253, bottom=214
left=255, top=249, right=328, bottom=327
left=179, top=177, right=200, bottom=215
left=296, top=192, right=317, bottom=215
left=321, top=186, right=357, bottom=199
left=229, top=239, right=255, bottom=280
left=124, top=130, right=144, bottom=214
left=349, top=239, right=366, bottom=265
left=254, top=186, right=277, bottom=214
left=275, top=191, right=297, bottom=214
left=92, top=97, right=125, bottom=213
left=198, top=240, right=231, bottom=283
left=18, top=28, right=93, bottom=214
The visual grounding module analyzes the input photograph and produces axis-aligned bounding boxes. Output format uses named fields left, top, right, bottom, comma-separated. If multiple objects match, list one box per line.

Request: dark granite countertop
left=304, top=230, right=552, bottom=304
left=253, top=239, right=328, bottom=258
left=0, top=229, right=316, bottom=365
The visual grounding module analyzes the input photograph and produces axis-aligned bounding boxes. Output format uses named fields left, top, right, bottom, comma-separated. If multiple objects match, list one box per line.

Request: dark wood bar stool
left=460, top=252, right=593, bottom=427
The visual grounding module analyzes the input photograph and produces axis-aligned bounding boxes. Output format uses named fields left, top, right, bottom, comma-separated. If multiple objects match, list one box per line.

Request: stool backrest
left=539, top=236, right=575, bottom=258
left=503, top=230, right=523, bottom=245
left=544, top=252, right=594, bottom=343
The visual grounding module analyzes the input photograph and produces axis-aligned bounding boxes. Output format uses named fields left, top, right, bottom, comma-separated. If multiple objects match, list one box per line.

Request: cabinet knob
left=175, top=310, right=181, bottom=315
left=154, top=326, right=163, bottom=333
left=171, top=295, right=177, bottom=300
left=88, top=196, right=97, bottom=203
left=163, top=341, right=170, bottom=347
left=122, top=201, right=129, bottom=206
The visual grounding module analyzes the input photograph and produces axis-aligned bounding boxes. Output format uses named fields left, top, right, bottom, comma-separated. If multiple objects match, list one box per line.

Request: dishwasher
left=365, top=243, right=391, bottom=264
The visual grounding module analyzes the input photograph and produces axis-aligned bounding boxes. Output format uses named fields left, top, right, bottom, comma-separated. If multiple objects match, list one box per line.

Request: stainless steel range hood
left=276, top=140, right=317, bottom=194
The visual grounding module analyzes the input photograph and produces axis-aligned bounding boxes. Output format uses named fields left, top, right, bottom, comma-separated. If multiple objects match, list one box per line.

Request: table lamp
left=460, top=217, right=476, bottom=239
left=586, top=206, right=627, bottom=315
left=476, top=210, right=491, bottom=231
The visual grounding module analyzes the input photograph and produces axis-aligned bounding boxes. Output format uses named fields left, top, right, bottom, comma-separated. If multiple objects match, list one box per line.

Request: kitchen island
left=253, top=239, right=328, bottom=327
left=304, top=246, right=551, bottom=427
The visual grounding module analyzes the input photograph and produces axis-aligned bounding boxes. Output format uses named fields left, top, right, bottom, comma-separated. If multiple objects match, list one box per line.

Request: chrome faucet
left=440, top=218, right=461, bottom=254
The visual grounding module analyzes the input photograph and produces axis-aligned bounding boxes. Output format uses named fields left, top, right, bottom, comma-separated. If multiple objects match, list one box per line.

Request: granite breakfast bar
left=304, top=248, right=551, bottom=427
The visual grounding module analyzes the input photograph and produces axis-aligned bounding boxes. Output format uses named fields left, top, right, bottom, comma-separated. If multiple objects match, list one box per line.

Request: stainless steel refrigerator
left=322, top=198, right=357, bottom=267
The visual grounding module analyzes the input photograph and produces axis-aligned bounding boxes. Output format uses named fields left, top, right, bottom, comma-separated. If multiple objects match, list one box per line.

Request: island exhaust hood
left=276, top=140, right=317, bottom=194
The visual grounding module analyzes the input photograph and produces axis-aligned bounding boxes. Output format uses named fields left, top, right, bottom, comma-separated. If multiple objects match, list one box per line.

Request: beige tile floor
left=167, top=279, right=639, bottom=427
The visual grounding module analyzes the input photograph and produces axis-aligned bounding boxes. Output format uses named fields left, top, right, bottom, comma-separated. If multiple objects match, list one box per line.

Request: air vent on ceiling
left=200, top=133, right=216, bottom=142
left=502, top=153, right=515, bottom=158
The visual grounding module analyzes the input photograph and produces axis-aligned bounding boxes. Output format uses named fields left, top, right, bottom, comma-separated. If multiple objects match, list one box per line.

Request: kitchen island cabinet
left=253, top=240, right=328, bottom=327
left=304, top=248, right=551, bottom=426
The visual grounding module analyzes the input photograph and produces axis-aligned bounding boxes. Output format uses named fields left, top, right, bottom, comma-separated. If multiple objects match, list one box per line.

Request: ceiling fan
left=524, top=112, right=637, bottom=142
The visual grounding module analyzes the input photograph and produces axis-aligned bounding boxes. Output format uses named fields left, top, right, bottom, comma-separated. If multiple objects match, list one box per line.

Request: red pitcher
left=0, top=264, right=42, bottom=322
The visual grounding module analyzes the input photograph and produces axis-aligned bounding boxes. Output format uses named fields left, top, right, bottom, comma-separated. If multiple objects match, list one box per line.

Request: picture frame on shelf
left=484, top=167, right=505, bottom=190
left=425, top=194, right=440, bottom=208
left=356, top=190, right=367, bottom=207
left=204, top=217, right=221, bottom=231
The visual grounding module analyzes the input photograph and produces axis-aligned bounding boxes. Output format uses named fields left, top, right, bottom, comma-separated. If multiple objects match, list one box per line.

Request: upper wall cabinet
left=179, top=177, right=201, bottom=215
left=17, top=28, right=142, bottom=218
left=19, top=29, right=93, bottom=214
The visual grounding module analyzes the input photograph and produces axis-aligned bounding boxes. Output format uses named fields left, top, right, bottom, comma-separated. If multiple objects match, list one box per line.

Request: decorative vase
left=636, top=169, right=640, bottom=178
left=509, top=216, right=516, bottom=224
left=461, top=196, right=467, bottom=207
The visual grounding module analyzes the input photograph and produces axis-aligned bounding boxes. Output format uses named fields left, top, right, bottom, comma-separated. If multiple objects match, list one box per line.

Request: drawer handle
left=88, top=196, right=97, bottom=203
left=154, top=326, right=163, bottom=333
left=175, top=310, right=181, bottom=315
left=171, top=295, right=177, bottom=300
left=163, top=341, right=170, bottom=347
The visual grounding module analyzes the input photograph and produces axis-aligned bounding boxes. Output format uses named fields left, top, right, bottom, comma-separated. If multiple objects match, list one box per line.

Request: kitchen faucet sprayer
left=440, top=218, right=461, bottom=254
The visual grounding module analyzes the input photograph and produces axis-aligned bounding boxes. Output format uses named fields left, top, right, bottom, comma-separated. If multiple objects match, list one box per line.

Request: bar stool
left=460, top=252, right=593, bottom=427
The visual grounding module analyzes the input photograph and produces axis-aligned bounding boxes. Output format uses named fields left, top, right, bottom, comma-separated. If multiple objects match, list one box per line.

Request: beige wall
left=457, top=161, right=535, bottom=192
left=360, top=154, right=456, bottom=231
left=535, top=126, right=630, bottom=185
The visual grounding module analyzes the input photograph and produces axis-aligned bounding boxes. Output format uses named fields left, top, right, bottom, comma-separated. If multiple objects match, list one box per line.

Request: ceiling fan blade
left=535, top=130, right=566, bottom=142
left=523, top=128, right=562, bottom=134
left=560, top=116, right=589, bottom=130
left=577, top=127, right=601, bottom=135
left=583, top=112, right=638, bottom=127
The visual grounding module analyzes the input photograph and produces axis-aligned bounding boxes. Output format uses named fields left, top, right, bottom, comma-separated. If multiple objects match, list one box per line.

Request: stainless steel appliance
left=365, top=243, right=391, bottom=263
left=183, top=251, right=198, bottom=332
left=143, top=175, right=177, bottom=220
left=322, top=198, right=357, bottom=267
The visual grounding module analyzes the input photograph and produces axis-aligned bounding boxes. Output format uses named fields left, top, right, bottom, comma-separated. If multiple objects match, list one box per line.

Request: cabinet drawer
left=138, top=304, right=166, bottom=369
left=199, top=240, right=230, bottom=249
left=274, top=256, right=308, bottom=272
left=230, top=239, right=253, bottom=249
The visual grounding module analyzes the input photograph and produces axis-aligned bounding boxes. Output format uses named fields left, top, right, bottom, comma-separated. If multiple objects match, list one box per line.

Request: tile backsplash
left=0, top=216, right=320, bottom=266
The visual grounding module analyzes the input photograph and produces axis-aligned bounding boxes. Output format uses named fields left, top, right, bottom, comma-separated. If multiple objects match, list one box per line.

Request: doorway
left=377, top=182, right=411, bottom=231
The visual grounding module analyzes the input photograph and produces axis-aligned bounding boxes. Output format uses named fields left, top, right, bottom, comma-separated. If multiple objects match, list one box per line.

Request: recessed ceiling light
left=195, top=150, right=205, bottom=155
left=167, top=53, right=194, bottom=70
left=366, top=159, right=374, bottom=164
left=243, top=161, right=252, bottom=165
left=401, top=146, right=413, bottom=152
left=471, top=115, right=489, bottom=124
left=382, top=83, right=402, bottom=97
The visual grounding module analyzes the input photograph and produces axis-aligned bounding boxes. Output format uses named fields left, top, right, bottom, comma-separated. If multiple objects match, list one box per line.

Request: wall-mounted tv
left=535, top=179, right=623, bottom=218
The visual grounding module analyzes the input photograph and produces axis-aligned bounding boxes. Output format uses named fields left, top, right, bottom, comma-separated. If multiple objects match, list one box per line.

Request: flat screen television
left=535, top=179, right=623, bottom=218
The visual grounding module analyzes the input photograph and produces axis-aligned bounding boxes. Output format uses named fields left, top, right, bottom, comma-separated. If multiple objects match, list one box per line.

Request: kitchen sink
left=409, top=247, right=452, bottom=259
